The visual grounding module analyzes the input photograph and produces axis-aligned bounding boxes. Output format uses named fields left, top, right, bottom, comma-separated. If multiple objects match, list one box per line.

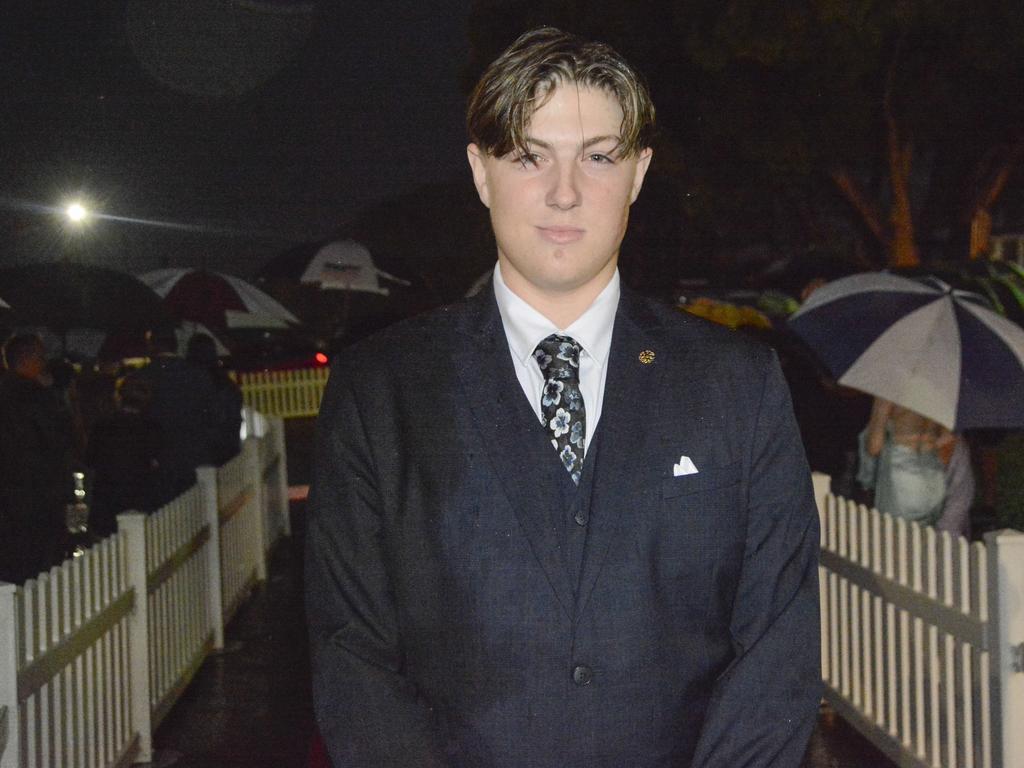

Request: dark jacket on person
left=0, top=371, right=75, bottom=581
left=85, top=408, right=163, bottom=536
left=130, top=355, right=219, bottom=506
left=306, top=287, right=822, bottom=768
left=206, top=368, right=243, bottom=465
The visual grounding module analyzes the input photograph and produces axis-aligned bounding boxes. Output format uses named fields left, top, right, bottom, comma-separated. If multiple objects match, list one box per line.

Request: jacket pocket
left=661, top=460, right=741, bottom=499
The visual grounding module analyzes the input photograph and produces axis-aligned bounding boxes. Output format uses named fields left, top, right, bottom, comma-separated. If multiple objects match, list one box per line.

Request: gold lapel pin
left=638, top=349, right=656, bottom=365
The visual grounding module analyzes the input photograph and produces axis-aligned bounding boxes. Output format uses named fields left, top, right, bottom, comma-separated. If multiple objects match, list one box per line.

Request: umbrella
left=300, top=240, right=410, bottom=295
left=788, top=272, right=1024, bottom=431
left=0, top=263, right=173, bottom=335
left=895, top=259, right=1024, bottom=326
left=139, top=268, right=299, bottom=331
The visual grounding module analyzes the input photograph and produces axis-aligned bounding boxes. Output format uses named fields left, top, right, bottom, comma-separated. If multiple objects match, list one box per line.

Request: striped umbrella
left=139, top=268, right=298, bottom=331
left=788, top=273, right=1024, bottom=430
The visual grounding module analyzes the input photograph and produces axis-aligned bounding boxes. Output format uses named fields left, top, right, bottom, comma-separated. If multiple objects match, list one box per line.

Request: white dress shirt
left=492, top=261, right=619, bottom=455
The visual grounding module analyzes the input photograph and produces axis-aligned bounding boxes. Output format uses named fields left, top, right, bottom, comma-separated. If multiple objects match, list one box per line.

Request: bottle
left=63, top=470, right=98, bottom=559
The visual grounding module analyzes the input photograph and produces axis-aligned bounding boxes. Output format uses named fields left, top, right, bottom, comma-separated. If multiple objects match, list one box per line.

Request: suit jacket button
left=573, top=509, right=587, bottom=526
left=572, top=664, right=593, bottom=686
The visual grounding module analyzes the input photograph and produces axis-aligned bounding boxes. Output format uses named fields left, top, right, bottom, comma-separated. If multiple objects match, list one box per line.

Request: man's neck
left=498, top=265, right=615, bottom=329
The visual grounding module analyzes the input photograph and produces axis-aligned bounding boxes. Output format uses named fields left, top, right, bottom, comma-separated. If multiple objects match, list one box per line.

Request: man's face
left=468, top=83, right=651, bottom=306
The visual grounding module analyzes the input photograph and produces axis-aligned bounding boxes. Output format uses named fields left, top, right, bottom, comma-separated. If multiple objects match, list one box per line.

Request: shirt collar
left=492, top=261, right=619, bottom=367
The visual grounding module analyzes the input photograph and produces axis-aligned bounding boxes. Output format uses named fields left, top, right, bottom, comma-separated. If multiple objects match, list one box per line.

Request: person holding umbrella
left=860, top=398, right=951, bottom=524
left=789, top=272, right=1024, bottom=532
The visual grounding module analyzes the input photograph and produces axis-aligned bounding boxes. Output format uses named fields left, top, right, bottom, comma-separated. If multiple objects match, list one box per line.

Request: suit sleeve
left=690, top=351, right=823, bottom=767
left=305, top=367, right=448, bottom=767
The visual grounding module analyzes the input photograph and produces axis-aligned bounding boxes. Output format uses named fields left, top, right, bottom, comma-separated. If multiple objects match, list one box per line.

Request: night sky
left=2, top=0, right=473, bottom=276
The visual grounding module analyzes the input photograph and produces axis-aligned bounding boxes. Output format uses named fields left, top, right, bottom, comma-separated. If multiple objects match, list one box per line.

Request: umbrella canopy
left=300, top=239, right=410, bottom=295
left=788, top=272, right=1024, bottom=431
left=139, top=268, right=298, bottom=331
left=0, top=262, right=172, bottom=335
left=895, top=259, right=1024, bottom=326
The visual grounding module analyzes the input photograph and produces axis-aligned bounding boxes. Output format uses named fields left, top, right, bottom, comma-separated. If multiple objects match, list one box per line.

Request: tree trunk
left=966, top=136, right=1024, bottom=260
left=830, top=167, right=889, bottom=263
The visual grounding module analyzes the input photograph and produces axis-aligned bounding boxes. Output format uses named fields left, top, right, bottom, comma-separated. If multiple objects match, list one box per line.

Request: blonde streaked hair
left=467, top=27, right=656, bottom=159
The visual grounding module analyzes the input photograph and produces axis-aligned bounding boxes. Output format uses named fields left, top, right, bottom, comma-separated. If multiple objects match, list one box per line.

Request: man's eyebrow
left=523, top=135, right=624, bottom=151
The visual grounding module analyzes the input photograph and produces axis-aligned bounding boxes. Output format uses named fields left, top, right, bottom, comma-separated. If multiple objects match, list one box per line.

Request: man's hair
left=2, top=333, right=45, bottom=371
left=467, top=27, right=655, bottom=159
left=186, top=333, right=219, bottom=368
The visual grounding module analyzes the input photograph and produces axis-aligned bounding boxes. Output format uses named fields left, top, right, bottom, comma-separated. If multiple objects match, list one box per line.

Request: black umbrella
left=0, top=262, right=173, bottom=335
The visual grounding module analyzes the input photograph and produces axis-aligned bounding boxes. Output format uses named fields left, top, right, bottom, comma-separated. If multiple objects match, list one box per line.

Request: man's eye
left=586, top=153, right=615, bottom=164
left=514, top=153, right=541, bottom=167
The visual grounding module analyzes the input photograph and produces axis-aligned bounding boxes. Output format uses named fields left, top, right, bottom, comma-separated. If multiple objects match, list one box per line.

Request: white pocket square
left=673, top=455, right=698, bottom=477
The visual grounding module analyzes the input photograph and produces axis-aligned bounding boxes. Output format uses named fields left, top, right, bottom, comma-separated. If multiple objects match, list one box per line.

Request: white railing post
left=116, top=512, right=153, bottom=764
left=811, top=472, right=832, bottom=517
left=987, top=529, right=1024, bottom=768
left=0, top=583, right=20, bottom=768
left=244, top=438, right=269, bottom=582
left=274, top=417, right=292, bottom=537
left=196, top=466, right=224, bottom=651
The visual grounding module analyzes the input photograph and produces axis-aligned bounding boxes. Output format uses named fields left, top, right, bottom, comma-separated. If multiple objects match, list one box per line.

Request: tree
left=674, top=0, right=1024, bottom=267
left=467, top=0, right=1024, bottom=271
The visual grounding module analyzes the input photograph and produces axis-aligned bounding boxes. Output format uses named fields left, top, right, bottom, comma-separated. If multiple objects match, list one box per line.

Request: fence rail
left=235, top=367, right=330, bottom=419
left=814, top=473, right=1024, bottom=768
left=0, top=412, right=290, bottom=768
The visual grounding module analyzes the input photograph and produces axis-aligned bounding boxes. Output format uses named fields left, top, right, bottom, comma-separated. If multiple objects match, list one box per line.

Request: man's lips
left=537, top=226, right=585, bottom=244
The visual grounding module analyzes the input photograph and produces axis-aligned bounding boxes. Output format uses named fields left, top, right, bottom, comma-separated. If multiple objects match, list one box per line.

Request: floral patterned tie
left=533, top=334, right=586, bottom=484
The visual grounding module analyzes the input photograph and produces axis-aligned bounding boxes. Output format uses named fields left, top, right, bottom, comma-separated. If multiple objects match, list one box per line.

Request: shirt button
left=574, top=509, right=587, bottom=526
left=572, top=664, right=593, bottom=686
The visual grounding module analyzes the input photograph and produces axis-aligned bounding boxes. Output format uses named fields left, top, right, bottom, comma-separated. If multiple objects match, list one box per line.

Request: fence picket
left=811, top=473, right=1024, bottom=768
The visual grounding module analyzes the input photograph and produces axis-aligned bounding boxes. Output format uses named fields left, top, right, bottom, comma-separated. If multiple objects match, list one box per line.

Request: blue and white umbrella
left=789, top=273, right=1024, bottom=430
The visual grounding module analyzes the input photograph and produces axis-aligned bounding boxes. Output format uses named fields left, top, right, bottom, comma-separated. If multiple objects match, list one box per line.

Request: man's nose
left=545, top=162, right=581, bottom=210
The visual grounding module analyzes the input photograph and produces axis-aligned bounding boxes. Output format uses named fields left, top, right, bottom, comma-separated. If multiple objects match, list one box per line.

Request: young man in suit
left=307, top=27, right=822, bottom=767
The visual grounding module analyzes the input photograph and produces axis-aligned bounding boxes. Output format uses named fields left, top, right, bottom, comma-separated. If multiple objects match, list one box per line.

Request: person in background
left=186, top=333, right=242, bottom=465
left=0, top=333, right=75, bottom=582
left=935, top=434, right=975, bottom=538
left=85, top=376, right=163, bottom=536
left=861, top=397, right=950, bottom=525
left=76, top=352, right=122, bottom=447
left=129, top=331, right=218, bottom=505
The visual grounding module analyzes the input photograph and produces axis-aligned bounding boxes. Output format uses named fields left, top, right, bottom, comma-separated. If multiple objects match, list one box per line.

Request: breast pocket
left=644, top=460, right=744, bottom=611
left=661, top=461, right=742, bottom=501
left=655, top=461, right=744, bottom=557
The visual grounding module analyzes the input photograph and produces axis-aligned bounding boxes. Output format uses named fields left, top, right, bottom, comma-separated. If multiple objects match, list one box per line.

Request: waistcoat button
left=572, top=664, right=593, bottom=686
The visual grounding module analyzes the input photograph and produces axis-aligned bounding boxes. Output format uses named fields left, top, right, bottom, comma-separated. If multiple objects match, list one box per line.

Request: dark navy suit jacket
left=306, top=286, right=822, bottom=767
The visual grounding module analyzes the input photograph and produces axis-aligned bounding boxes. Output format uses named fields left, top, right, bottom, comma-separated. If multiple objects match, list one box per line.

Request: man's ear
left=467, top=143, right=491, bottom=208
left=629, top=147, right=653, bottom=204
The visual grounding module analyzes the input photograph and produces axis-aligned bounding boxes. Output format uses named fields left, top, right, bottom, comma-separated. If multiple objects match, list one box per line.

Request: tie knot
left=533, top=334, right=581, bottom=374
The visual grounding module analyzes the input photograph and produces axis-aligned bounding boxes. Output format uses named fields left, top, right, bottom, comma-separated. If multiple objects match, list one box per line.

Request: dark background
left=4, top=0, right=1024, bottom=302
left=1, top=0, right=474, bottom=277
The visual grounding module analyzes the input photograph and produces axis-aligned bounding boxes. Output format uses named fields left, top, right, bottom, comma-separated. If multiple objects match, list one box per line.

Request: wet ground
left=148, top=497, right=896, bottom=768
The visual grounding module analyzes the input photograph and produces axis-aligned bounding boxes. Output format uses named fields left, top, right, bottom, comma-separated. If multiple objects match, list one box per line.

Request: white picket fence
left=0, top=412, right=290, bottom=768
left=814, top=473, right=1024, bottom=768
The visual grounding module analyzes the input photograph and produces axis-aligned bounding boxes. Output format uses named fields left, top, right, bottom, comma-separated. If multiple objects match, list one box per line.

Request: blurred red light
left=314, top=352, right=328, bottom=365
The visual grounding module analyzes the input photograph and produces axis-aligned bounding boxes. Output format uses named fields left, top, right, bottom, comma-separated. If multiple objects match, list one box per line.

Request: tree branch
left=830, top=167, right=889, bottom=249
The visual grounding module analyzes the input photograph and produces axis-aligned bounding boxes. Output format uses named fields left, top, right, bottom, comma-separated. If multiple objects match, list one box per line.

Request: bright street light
left=66, top=201, right=89, bottom=224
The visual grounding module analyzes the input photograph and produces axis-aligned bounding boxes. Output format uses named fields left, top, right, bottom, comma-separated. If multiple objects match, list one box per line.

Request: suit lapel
left=452, top=291, right=576, bottom=620
left=574, top=290, right=677, bottom=620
